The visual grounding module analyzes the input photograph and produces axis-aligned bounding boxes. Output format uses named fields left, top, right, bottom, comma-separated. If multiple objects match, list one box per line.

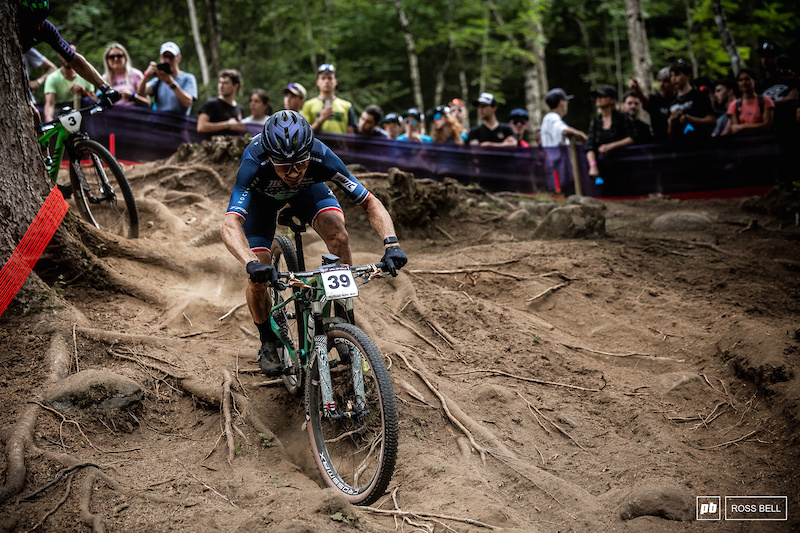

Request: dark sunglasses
left=404, top=118, right=419, bottom=125
left=510, top=118, right=528, bottom=125
left=107, top=54, right=124, bottom=60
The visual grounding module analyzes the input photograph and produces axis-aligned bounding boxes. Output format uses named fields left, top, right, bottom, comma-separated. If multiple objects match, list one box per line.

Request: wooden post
left=568, top=142, right=583, bottom=196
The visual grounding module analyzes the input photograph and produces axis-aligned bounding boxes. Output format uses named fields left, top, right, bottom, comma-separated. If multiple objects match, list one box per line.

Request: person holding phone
left=301, top=63, right=357, bottom=134
left=137, top=41, right=198, bottom=116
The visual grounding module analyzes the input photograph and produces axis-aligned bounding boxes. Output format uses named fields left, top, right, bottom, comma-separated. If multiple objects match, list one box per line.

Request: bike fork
left=315, top=335, right=368, bottom=419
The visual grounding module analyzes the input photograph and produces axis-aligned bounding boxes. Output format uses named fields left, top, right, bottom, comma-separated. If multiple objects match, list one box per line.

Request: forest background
left=36, top=0, right=800, bottom=135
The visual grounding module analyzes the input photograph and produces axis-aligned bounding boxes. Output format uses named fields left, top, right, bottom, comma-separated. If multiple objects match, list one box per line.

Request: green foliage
left=36, top=0, right=799, bottom=129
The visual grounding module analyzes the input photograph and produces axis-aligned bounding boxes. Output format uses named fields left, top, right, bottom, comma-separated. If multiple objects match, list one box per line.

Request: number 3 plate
left=322, top=267, right=358, bottom=300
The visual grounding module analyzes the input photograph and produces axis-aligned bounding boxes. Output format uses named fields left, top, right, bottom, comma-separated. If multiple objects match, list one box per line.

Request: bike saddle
left=277, top=206, right=307, bottom=234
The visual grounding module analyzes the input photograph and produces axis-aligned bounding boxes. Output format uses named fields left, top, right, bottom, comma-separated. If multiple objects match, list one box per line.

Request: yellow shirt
left=302, top=97, right=355, bottom=134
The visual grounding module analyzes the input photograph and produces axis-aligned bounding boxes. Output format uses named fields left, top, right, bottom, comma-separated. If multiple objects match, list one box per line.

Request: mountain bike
left=267, top=209, right=398, bottom=505
left=37, top=103, right=139, bottom=239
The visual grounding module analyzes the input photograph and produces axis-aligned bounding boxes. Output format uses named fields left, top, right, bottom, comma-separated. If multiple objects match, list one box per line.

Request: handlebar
left=274, top=262, right=387, bottom=291
left=36, top=102, right=110, bottom=134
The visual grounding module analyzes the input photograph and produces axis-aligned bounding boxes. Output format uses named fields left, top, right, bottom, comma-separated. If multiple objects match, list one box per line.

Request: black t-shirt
left=466, top=123, right=515, bottom=144
left=198, top=97, right=243, bottom=132
left=644, top=93, right=672, bottom=143
left=759, top=77, right=800, bottom=132
left=668, top=88, right=714, bottom=138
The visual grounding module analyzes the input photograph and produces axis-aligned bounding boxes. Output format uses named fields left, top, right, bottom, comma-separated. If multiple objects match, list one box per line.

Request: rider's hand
left=246, top=260, right=278, bottom=285
left=97, top=85, right=121, bottom=108
left=381, top=246, right=408, bottom=277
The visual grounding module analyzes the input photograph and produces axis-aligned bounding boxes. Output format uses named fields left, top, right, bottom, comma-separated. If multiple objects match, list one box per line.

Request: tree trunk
left=393, top=0, right=423, bottom=112
left=524, top=1, right=548, bottom=127
left=0, top=2, right=71, bottom=311
left=711, top=0, right=741, bottom=76
left=684, top=0, right=699, bottom=79
left=300, top=2, right=318, bottom=72
left=186, top=0, right=210, bottom=86
left=455, top=48, right=470, bottom=129
left=575, top=16, right=597, bottom=88
left=624, top=0, right=652, bottom=90
left=203, top=0, right=221, bottom=78
left=1, top=4, right=52, bottom=258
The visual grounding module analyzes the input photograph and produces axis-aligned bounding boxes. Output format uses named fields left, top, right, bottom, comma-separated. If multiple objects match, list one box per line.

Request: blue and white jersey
left=226, top=137, right=370, bottom=219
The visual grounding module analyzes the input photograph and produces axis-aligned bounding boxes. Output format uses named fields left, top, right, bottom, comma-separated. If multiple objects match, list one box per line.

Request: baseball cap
left=473, top=92, right=497, bottom=107
left=159, top=41, right=181, bottom=57
left=591, top=85, right=618, bottom=100
left=427, top=105, right=450, bottom=120
left=509, top=108, right=528, bottom=120
left=401, top=108, right=423, bottom=121
left=545, top=88, right=573, bottom=109
left=317, top=63, right=336, bottom=74
left=670, top=59, right=692, bottom=76
left=281, top=82, right=307, bottom=99
left=381, top=112, right=401, bottom=125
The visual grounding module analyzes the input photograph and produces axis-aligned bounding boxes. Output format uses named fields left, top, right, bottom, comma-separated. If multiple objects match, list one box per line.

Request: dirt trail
left=1, top=145, right=799, bottom=532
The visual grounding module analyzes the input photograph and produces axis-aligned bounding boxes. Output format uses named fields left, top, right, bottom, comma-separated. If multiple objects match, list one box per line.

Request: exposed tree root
left=79, top=470, right=107, bottom=533
left=221, top=369, right=236, bottom=465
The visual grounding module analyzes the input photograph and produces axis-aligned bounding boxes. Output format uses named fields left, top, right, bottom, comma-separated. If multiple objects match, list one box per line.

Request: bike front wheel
left=69, top=138, right=139, bottom=238
left=306, top=323, right=398, bottom=505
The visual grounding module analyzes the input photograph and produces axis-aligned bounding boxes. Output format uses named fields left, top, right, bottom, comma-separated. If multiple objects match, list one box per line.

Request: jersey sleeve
left=226, top=145, right=261, bottom=218
left=39, top=21, right=74, bottom=62
left=318, top=143, right=370, bottom=204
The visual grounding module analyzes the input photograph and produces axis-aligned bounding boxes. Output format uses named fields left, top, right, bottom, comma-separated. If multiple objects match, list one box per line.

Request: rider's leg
left=313, top=208, right=352, bottom=265
left=246, top=250, right=272, bottom=325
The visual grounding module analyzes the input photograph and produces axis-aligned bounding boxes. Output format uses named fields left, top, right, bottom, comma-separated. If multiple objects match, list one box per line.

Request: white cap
left=473, top=92, right=497, bottom=106
left=159, top=41, right=181, bottom=57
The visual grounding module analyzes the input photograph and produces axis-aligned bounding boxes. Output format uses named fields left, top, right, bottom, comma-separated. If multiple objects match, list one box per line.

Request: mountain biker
left=221, top=110, right=408, bottom=376
left=16, top=0, right=119, bottom=118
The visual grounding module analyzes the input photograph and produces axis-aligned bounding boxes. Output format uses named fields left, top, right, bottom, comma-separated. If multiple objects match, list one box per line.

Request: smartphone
left=323, top=99, right=332, bottom=109
left=156, top=62, right=173, bottom=75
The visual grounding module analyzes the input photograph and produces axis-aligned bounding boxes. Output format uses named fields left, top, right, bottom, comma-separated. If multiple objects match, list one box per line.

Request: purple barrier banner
left=77, top=106, right=798, bottom=198
left=82, top=106, right=558, bottom=194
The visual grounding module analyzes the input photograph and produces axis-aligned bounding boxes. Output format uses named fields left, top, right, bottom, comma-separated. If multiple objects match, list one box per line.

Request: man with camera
left=137, top=41, right=198, bottom=116
left=301, top=64, right=357, bottom=134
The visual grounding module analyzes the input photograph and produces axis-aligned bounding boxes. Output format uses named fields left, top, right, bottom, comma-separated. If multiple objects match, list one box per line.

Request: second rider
left=221, top=110, right=408, bottom=376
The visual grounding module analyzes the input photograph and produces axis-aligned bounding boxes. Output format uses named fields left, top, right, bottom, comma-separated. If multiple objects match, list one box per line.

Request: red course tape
left=0, top=186, right=68, bottom=317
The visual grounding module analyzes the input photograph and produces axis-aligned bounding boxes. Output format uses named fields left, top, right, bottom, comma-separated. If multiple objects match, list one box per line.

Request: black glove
left=246, top=260, right=278, bottom=285
left=381, top=245, right=407, bottom=277
left=97, top=85, right=121, bottom=108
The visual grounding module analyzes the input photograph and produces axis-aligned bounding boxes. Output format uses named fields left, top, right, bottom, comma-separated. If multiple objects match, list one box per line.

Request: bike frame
left=270, top=266, right=377, bottom=418
left=37, top=105, right=104, bottom=182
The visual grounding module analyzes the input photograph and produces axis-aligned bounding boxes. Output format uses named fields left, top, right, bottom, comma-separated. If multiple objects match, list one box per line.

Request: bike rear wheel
left=306, top=323, right=398, bottom=505
left=271, top=235, right=303, bottom=396
left=69, top=138, right=139, bottom=239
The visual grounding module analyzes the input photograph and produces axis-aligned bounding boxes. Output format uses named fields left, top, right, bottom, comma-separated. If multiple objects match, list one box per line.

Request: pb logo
left=697, top=496, right=722, bottom=520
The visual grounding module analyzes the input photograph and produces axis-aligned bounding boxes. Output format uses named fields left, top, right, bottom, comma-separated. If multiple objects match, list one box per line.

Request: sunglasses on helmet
left=318, top=63, right=336, bottom=73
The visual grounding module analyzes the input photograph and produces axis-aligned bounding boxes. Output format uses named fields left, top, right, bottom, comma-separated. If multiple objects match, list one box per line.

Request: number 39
left=326, top=274, right=351, bottom=289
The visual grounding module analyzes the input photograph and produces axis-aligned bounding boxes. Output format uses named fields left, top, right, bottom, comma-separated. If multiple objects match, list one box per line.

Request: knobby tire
left=69, top=138, right=139, bottom=239
left=305, top=323, right=398, bottom=505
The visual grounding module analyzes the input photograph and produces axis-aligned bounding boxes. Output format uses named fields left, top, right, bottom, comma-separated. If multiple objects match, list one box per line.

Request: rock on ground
left=533, top=204, right=606, bottom=238
left=42, top=369, right=142, bottom=411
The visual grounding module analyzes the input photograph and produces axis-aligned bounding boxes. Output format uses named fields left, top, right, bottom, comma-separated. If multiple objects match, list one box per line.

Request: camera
left=156, top=62, right=173, bottom=75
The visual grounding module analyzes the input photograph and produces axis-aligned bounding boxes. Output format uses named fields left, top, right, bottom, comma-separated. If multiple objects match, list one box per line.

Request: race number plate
left=58, top=111, right=82, bottom=133
left=321, top=267, right=358, bottom=300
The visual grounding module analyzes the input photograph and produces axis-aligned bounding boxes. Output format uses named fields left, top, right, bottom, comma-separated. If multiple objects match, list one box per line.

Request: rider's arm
left=43, top=92, right=56, bottom=122
left=359, top=194, right=399, bottom=247
left=221, top=214, right=259, bottom=266
left=66, top=53, right=106, bottom=90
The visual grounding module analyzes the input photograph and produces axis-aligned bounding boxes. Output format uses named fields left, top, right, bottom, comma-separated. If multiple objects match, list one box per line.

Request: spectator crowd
left=25, top=34, right=800, bottom=185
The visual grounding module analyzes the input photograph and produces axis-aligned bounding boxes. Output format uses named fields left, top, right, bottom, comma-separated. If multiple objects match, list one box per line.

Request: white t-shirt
left=242, top=115, right=268, bottom=126
left=540, top=111, right=570, bottom=147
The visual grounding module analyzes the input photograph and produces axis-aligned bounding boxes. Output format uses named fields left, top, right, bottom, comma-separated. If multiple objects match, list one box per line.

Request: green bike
left=268, top=231, right=398, bottom=505
left=37, top=103, right=139, bottom=238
